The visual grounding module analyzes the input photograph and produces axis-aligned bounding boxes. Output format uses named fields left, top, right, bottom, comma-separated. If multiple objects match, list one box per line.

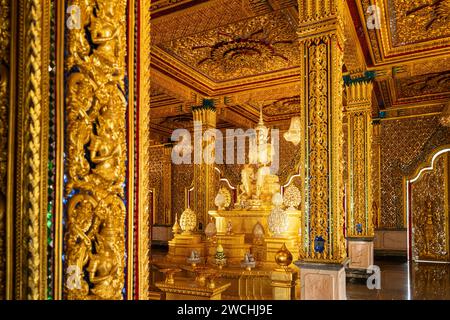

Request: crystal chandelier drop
left=283, top=116, right=301, bottom=145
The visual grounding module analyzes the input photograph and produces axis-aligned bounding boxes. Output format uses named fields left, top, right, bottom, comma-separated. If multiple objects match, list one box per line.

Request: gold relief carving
left=381, top=117, right=440, bottom=228
left=160, top=11, right=300, bottom=82
left=65, top=0, right=127, bottom=300
left=411, top=154, right=449, bottom=261
left=0, top=0, right=10, bottom=300
left=346, top=82, right=373, bottom=237
left=412, top=263, right=450, bottom=299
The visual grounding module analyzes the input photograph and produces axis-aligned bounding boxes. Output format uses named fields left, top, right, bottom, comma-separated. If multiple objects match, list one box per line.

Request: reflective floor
left=346, top=259, right=450, bottom=300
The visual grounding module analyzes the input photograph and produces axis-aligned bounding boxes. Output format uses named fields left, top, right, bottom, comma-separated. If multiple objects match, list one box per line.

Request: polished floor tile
left=347, top=260, right=450, bottom=300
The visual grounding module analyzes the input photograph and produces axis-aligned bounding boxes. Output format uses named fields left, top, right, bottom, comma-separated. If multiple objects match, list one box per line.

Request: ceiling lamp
left=283, top=116, right=301, bottom=146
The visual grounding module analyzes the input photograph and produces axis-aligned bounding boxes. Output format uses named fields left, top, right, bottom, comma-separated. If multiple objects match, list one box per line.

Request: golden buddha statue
left=236, top=107, right=280, bottom=209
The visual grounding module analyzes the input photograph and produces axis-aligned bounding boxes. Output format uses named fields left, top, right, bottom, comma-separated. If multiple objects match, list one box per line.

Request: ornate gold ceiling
left=348, top=0, right=450, bottom=117
left=158, top=10, right=300, bottom=82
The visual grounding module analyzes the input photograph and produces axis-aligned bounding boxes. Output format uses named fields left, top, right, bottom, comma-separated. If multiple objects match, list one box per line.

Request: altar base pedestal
left=156, top=278, right=231, bottom=300
left=270, top=269, right=298, bottom=300
left=167, top=233, right=204, bottom=263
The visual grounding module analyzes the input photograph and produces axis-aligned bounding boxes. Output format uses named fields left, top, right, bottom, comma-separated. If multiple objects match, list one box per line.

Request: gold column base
left=270, top=269, right=299, bottom=300
left=156, top=278, right=231, bottom=300
left=167, top=234, right=205, bottom=263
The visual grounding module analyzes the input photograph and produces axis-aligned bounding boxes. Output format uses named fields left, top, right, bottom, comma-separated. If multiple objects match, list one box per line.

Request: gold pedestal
left=209, top=209, right=300, bottom=244
left=156, top=278, right=231, bottom=300
left=167, top=233, right=204, bottom=263
left=264, top=237, right=298, bottom=266
left=270, top=269, right=299, bottom=300
left=209, top=234, right=250, bottom=264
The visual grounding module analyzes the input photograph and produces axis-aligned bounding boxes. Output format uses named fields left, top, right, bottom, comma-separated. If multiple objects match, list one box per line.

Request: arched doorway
left=405, top=146, right=450, bottom=263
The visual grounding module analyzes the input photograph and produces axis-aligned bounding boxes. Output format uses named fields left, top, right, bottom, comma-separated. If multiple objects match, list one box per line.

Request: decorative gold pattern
left=381, top=116, right=440, bottom=228
left=0, top=0, right=10, bottom=300
left=64, top=0, right=127, bottom=300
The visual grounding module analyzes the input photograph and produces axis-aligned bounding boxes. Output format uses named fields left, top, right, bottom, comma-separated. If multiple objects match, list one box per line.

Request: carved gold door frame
left=405, top=146, right=450, bottom=263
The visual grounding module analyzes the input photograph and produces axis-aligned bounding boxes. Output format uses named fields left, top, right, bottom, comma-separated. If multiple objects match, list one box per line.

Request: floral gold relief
left=64, top=0, right=127, bottom=300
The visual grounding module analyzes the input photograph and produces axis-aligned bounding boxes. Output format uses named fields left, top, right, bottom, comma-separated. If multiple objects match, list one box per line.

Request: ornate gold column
left=192, top=104, right=216, bottom=231
left=294, top=0, right=347, bottom=300
left=64, top=0, right=127, bottom=300
left=345, top=81, right=375, bottom=270
left=0, top=0, right=11, bottom=301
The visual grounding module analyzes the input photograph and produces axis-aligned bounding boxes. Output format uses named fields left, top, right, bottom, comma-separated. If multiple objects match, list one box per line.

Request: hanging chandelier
left=283, top=116, right=301, bottom=145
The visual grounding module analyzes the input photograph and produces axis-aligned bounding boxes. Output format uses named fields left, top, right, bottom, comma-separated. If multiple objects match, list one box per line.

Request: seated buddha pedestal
left=167, top=233, right=205, bottom=264
left=208, top=208, right=301, bottom=266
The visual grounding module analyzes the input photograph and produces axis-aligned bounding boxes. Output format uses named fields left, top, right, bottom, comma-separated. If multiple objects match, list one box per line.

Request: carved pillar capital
left=345, top=81, right=374, bottom=112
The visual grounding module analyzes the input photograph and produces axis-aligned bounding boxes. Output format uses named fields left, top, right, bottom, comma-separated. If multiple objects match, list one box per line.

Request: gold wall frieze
left=64, top=0, right=127, bottom=300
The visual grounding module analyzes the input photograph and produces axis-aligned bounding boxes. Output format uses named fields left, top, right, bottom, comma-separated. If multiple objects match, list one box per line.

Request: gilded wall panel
left=148, top=146, right=172, bottom=225
left=380, top=116, right=440, bottom=228
left=171, top=163, right=194, bottom=219
left=411, top=153, right=449, bottom=261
